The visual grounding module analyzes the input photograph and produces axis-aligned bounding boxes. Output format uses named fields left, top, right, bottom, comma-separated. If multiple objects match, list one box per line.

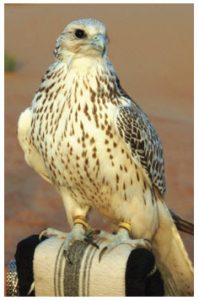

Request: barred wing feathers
left=116, top=101, right=166, bottom=196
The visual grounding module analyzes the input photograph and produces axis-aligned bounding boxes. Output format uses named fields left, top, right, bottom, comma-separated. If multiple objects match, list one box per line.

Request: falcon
left=18, top=18, right=193, bottom=295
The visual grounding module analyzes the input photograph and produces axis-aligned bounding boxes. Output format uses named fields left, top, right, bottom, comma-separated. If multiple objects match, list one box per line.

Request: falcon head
left=54, top=18, right=109, bottom=61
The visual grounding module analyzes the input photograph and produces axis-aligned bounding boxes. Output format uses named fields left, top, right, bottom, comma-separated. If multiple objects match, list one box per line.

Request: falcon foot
left=63, top=226, right=100, bottom=264
left=98, top=223, right=152, bottom=262
left=39, top=217, right=99, bottom=262
left=39, top=227, right=67, bottom=240
left=63, top=227, right=100, bottom=251
left=84, top=229, right=101, bottom=248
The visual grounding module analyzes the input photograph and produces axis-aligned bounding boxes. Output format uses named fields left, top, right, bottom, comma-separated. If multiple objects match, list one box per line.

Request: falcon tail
left=169, top=209, right=194, bottom=235
left=152, top=200, right=194, bottom=296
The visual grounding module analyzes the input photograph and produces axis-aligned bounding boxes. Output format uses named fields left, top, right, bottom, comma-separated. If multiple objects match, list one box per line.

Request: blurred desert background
left=5, top=3, right=193, bottom=269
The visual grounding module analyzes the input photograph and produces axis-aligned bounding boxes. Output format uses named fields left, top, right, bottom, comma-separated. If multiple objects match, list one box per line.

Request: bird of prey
left=18, top=18, right=193, bottom=295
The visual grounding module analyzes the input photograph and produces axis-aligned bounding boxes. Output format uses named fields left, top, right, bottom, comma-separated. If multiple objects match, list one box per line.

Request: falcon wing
left=18, top=107, right=51, bottom=184
left=115, top=99, right=166, bottom=196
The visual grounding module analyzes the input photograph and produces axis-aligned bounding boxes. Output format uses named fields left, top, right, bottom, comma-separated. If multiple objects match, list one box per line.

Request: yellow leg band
left=118, top=222, right=131, bottom=233
left=73, top=216, right=91, bottom=230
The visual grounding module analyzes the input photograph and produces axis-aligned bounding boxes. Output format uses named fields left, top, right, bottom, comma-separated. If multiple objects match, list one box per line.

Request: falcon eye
left=75, top=29, right=86, bottom=39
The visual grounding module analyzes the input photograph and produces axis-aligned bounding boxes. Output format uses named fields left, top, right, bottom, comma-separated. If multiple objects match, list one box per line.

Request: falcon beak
left=91, top=33, right=107, bottom=55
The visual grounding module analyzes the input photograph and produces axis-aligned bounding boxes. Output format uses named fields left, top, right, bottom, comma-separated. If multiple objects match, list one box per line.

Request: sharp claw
left=93, top=242, right=99, bottom=249
left=84, top=236, right=99, bottom=248
left=39, top=228, right=47, bottom=240
left=88, top=229, right=101, bottom=236
left=98, top=246, right=108, bottom=262
left=144, top=239, right=152, bottom=249
left=84, top=237, right=91, bottom=244
left=63, top=249, right=73, bottom=265
left=39, top=227, right=67, bottom=240
left=83, top=229, right=100, bottom=248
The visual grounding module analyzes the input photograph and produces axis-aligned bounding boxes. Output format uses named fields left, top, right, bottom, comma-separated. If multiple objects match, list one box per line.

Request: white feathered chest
left=29, top=60, right=151, bottom=223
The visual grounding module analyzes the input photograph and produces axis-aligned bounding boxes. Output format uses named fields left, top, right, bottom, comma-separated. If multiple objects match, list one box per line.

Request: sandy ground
left=5, top=3, right=193, bottom=271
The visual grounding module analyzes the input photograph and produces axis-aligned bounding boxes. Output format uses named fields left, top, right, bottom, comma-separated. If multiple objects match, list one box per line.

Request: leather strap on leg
left=73, top=215, right=91, bottom=230
left=118, top=222, right=131, bottom=233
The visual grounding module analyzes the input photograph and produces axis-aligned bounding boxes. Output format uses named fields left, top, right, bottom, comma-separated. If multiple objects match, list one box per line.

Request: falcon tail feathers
left=169, top=209, right=194, bottom=235
left=152, top=200, right=194, bottom=296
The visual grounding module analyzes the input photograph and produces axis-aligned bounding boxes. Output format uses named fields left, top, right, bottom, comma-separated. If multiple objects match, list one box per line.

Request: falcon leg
left=63, top=223, right=86, bottom=250
left=63, top=216, right=99, bottom=250
left=99, top=222, right=152, bottom=261
left=62, top=216, right=100, bottom=264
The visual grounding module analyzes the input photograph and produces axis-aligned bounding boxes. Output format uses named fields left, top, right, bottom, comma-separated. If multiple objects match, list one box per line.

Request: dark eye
left=75, top=29, right=86, bottom=39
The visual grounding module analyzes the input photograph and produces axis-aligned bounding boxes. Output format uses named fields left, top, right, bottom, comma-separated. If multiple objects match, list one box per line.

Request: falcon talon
left=144, top=238, right=151, bottom=244
left=84, top=237, right=99, bottom=248
left=38, top=229, right=47, bottom=240
left=86, top=229, right=100, bottom=237
left=84, top=235, right=99, bottom=248
left=63, top=249, right=73, bottom=265
left=144, top=239, right=152, bottom=249
left=84, top=237, right=92, bottom=243
left=39, top=227, right=67, bottom=240
left=86, top=231, right=94, bottom=238
left=90, top=241, right=99, bottom=249
left=98, top=246, right=108, bottom=262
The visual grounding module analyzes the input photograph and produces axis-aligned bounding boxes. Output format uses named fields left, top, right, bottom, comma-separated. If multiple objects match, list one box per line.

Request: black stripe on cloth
left=83, top=239, right=103, bottom=296
left=83, top=240, right=102, bottom=296
left=63, top=241, right=89, bottom=296
left=54, top=241, right=65, bottom=296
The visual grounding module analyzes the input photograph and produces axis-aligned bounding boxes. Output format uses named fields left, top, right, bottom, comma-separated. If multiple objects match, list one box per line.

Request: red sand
left=5, top=4, right=193, bottom=267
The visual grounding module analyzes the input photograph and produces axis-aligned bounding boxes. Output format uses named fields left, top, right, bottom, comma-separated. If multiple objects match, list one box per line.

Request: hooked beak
left=90, top=33, right=107, bottom=55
